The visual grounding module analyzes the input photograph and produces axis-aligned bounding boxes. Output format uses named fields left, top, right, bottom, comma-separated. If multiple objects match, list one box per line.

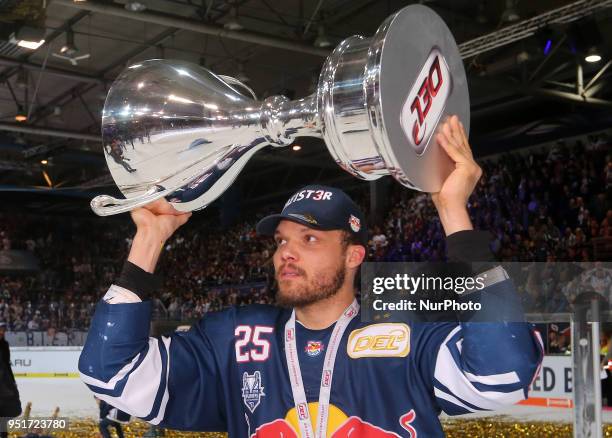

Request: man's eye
left=306, top=235, right=317, bottom=242
left=275, top=238, right=286, bottom=246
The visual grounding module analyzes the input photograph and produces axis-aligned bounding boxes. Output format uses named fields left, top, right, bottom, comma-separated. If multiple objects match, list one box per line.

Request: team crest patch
left=348, top=215, right=361, bottom=232
left=305, top=340, right=324, bottom=357
left=242, top=371, right=265, bottom=413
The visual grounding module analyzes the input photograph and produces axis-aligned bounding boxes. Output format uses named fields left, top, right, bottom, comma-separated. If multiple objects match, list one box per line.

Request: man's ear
left=346, top=244, right=366, bottom=269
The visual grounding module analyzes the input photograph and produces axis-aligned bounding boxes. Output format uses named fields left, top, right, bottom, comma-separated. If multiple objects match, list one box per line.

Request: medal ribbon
left=284, top=299, right=359, bottom=438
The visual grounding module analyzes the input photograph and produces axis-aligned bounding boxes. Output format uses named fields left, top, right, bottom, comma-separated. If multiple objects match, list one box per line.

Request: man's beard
left=275, top=262, right=346, bottom=308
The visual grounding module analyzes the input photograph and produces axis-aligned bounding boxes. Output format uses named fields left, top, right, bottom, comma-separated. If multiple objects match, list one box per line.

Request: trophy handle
left=218, top=74, right=257, bottom=100
left=90, top=185, right=173, bottom=216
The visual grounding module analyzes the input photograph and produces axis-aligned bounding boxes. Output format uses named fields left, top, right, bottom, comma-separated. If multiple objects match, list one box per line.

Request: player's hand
left=131, top=198, right=191, bottom=244
left=127, top=199, right=191, bottom=273
left=431, top=115, right=482, bottom=235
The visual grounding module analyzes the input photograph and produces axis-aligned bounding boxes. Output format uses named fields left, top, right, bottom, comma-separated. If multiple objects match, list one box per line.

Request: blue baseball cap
left=256, top=185, right=368, bottom=245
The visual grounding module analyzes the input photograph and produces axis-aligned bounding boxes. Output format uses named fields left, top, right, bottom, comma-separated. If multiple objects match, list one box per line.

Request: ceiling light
left=9, top=25, right=46, bottom=50
left=60, top=29, right=78, bottom=56
left=543, top=39, right=552, bottom=55
left=314, top=24, right=331, bottom=48
left=41, top=159, right=48, bottom=165
left=224, top=7, right=244, bottom=31
left=15, top=107, right=27, bottom=122
left=501, top=0, right=520, bottom=23
left=125, top=1, right=147, bottom=12
left=53, top=30, right=91, bottom=65
left=585, top=47, right=602, bottom=63
left=14, top=38, right=45, bottom=50
left=516, top=51, right=530, bottom=63
left=585, top=54, right=602, bottom=63
left=292, top=145, right=302, bottom=151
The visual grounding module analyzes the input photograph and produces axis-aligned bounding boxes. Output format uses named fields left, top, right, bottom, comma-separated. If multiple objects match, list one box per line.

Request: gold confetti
left=441, top=419, right=602, bottom=438
left=7, top=418, right=612, bottom=437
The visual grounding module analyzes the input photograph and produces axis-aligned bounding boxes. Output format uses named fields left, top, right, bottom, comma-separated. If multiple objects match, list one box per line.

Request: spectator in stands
left=581, top=263, right=612, bottom=302
left=0, top=131, right=610, bottom=338
left=0, top=322, right=21, bottom=438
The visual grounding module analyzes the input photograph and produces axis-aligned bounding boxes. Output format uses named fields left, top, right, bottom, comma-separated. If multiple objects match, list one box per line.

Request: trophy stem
left=259, top=94, right=321, bottom=147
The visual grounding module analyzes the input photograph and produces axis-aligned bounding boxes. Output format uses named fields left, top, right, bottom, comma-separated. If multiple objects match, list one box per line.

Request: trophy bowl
left=91, top=4, right=468, bottom=216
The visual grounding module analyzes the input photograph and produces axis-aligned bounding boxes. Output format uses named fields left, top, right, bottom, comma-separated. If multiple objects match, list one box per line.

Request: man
left=95, top=396, right=130, bottom=438
left=0, top=322, right=21, bottom=438
left=79, top=116, right=543, bottom=437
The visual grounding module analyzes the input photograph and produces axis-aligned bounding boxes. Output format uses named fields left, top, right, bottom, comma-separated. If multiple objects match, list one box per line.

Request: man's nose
left=279, top=241, right=299, bottom=262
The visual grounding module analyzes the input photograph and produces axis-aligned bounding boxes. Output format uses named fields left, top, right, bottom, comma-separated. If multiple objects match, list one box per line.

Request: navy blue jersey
left=79, top=277, right=543, bottom=437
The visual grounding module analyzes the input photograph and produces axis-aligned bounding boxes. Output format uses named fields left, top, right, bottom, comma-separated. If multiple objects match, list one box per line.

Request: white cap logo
left=349, top=215, right=361, bottom=232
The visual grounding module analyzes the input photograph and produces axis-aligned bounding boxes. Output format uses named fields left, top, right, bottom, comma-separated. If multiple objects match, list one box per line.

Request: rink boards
left=10, top=347, right=581, bottom=419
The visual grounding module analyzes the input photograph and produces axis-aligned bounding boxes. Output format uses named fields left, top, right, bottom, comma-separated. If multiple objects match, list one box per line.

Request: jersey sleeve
left=419, top=278, right=544, bottom=416
left=78, top=288, right=228, bottom=431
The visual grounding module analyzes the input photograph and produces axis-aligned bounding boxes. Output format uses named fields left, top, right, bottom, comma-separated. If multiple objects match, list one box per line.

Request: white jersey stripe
left=87, top=337, right=168, bottom=418
left=464, top=370, right=520, bottom=386
left=80, top=350, right=142, bottom=390
left=435, top=327, right=526, bottom=411
left=433, top=388, right=476, bottom=412
left=150, top=336, right=172, bottom=425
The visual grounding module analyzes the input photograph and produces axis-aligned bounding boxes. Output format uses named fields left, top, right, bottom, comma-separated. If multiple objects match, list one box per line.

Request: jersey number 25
left=235, top=325, right=274, bottom=363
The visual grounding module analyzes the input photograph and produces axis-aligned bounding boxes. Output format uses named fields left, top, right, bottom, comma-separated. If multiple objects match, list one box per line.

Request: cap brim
left=256, top=213, right=328, bottom=237
left=256, top=213, right=368, bottom=246
left=255, top=214, right=284, bottom=236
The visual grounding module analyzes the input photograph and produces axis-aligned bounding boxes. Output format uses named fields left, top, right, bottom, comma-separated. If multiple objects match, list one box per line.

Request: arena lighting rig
left=458, top=0, right=612, bottom=59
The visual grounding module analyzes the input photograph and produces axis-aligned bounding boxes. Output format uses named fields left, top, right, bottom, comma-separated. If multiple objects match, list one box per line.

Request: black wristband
left=446, top=230, right=496, bottom=274
left=115, top=261, right=163, bottom=301
left=446, top=230, right=495, bottom=262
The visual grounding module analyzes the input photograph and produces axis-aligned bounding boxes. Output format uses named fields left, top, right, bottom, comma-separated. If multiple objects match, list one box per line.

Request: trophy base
left=318, top=4, right=469, bottom=193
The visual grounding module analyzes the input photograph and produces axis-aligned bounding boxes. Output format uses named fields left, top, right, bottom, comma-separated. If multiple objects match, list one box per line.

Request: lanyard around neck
left=284, top=299, right=359, bottom=438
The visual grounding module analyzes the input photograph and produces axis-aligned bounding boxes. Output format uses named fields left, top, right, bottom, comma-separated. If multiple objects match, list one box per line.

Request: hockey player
left=79, top=116, right=543, bottom=437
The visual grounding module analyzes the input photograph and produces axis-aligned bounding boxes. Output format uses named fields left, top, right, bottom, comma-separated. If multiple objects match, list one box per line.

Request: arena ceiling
left=0, top=0, right=611, bottom=214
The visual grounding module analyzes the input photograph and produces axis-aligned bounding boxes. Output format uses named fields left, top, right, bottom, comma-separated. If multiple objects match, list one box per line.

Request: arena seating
left=0, top=135, right=610, bottom=355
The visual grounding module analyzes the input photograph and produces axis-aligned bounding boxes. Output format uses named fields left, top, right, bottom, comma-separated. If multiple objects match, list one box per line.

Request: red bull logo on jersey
left=251, top=419, right=298, bottom=437
left=250, top=402, right=414, bottom=437
left=305, top=340, right=324, bottom=357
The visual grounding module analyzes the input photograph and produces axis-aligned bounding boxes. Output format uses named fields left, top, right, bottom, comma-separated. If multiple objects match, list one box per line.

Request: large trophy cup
left=91, top=4, right=468, bottom=216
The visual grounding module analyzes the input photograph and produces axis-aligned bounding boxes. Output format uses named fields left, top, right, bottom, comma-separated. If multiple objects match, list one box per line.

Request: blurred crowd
left=0, top=133, right=610, bottom=354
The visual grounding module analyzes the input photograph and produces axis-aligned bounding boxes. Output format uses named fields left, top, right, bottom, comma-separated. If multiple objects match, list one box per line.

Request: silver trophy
left=91, top=4, right=469, bottom=216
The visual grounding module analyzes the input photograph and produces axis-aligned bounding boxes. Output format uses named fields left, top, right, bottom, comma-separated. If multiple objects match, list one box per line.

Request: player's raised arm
left=430, top=115, right=481, bottom=237
left=78, top=200, right=226, bottom=430
left=425, top=232, right=544, bottom=415
left=421, top=116, right=543, bottom=414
